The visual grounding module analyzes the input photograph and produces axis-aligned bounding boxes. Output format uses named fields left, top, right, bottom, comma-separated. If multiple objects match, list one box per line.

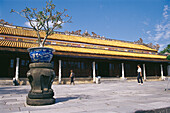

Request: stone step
left=0, top=79, right=13, bottom=85
left=0, top=76, right=165, bottom=86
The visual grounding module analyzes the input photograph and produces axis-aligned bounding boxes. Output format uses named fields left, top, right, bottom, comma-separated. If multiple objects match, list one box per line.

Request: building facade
left=0, top=24, right=169, bottom=82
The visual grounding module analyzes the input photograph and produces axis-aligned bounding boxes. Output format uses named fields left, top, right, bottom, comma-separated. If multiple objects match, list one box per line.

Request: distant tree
left=160, top=44, right=170, bottom=60
left=160, top=44, right=170, bottom=54
left=167, top=55, right=170, bottom=60
left=11, top=0, right=71, bottom=47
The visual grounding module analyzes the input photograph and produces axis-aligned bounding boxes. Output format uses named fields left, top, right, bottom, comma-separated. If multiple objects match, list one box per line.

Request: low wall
left=0, top=77, right=93, bottom=85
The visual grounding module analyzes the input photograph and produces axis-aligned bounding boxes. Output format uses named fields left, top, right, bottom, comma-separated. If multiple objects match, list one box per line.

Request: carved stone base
left=26, top=63, right=55, bottom=106
left=27, top=97, right=55, bottom=106
left=28, top=89, right=54, bottom=99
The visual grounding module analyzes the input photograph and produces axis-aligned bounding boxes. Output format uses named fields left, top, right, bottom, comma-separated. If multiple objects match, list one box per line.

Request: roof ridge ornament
left=134, top=38, right=160, bottom=50
left=0, top=19, right=12, bottom=26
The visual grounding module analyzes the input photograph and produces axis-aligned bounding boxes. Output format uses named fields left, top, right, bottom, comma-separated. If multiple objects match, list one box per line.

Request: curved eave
left=0, top=26, right=157, bottom=52
left=0, top=39, right=167, bottom=60
left=48, top=34, right=158, bottom=52
left=45, top=45, right=166, bottom=60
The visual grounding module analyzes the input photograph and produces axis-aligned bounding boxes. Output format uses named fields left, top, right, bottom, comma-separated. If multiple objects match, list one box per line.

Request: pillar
left=15, top=58, right=20, bottom=80
left=160, top=64, right=164, bottom=80
left=59, top=60, right=62, bottom=84
left=93, top=61, right=96, bottom=82
left=121, top=63, right=125, bottom=79
left=143, top=64, right=146, bottom=81
left=168, top=65, right=170, bottom=76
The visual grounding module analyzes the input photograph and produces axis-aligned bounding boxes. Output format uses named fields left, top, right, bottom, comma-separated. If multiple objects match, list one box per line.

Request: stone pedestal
left=26, top=63, right=55, bottom=106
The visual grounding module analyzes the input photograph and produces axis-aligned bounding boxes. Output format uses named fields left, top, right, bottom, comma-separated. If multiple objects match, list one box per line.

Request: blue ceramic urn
left=28, top=47, right=55, bottom=63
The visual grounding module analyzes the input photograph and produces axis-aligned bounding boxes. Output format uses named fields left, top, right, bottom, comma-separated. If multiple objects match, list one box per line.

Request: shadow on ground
left=55, top=94, right=90, bottom=103
left=55, top=96, right=78, bottom=103
left=0, top=86, right=29, bottom=94
left=135, top=107, right=170, bottom=113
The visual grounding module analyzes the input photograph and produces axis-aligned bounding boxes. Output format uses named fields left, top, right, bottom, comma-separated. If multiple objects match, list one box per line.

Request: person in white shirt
left=137, top=65, right=143, bottom=85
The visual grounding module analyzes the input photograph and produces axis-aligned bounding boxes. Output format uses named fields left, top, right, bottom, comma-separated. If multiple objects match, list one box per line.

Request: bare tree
left=11, top=0, right=71, bottom=47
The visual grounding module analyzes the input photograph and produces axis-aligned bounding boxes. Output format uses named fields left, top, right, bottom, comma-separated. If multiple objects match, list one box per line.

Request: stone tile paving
left=0, top=80, right=170, bottom=113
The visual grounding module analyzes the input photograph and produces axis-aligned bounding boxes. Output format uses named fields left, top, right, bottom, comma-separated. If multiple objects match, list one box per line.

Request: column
left=143, top=64, right=146, bottom=81
left=59, top=60, right=62, bottom=84
left=15, top=58, right=20, bottom=80
left=168, top=65, right=170, bottom=76
left=93, top=61, right=96, bottom=82
left=121, top=63, right=125, bottom=79
left=160, top=64, right=164, bottom=80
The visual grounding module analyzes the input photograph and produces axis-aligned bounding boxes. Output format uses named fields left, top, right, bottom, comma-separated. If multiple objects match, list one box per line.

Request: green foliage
left=160, top=44, right=170, bottom=60
left=160, top=44, right=170, bottom=54
left=11, top=0, right=71, bottom=47
left=167, top=55, right=170, bottom=60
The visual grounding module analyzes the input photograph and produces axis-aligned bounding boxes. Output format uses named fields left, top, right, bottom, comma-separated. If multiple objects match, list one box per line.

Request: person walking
left=70, top=70, right=75, bottom=85
left=137, top=65, right=143, bottom=85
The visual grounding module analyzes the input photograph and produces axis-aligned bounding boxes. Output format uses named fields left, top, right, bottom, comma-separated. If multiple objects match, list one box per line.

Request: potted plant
left=11, top=0, right=71, bottom=62
left=11, top=0, right=71, bottom=105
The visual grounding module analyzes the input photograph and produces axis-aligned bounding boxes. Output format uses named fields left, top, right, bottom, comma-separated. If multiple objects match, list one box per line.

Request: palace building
left=0, top=24, right=169, bottom=83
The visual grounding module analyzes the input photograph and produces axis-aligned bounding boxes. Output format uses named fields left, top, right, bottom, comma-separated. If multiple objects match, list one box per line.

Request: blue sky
left=0, top=0, right=170, bottom=51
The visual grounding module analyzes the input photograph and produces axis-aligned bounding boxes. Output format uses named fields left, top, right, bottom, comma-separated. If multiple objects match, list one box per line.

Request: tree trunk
left=37, top=31, right=42, bottom=47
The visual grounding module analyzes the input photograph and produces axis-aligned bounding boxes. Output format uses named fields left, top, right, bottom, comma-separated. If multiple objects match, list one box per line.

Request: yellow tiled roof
left=0, top=40, right=166, bottom=59
left=46, top=45, right=166, bottom=59
left=0, top=40, right=38, bottom=48
left=48, top=34, right=157, bottom=52
left=0, top=26, right=157, bottom=52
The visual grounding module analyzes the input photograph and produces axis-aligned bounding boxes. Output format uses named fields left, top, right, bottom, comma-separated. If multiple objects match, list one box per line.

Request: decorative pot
left=26, top=47, right=56, bottom=106
left=27, top=47, right=55, bottom=63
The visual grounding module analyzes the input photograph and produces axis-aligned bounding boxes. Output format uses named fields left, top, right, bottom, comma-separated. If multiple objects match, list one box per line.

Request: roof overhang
left=0, top=46, right=169, bottom=63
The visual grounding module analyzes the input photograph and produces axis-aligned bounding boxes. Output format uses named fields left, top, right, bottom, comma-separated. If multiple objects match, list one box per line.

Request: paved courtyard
left=0, top=80, right=170, bottom=113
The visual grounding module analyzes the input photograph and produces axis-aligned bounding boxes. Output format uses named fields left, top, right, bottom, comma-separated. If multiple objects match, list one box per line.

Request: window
left=5, top=37, right=16, bottom=41
left=18, top=38, right=23, bottom=41
left=109, top=64, right=112, bottom=70
left=95, top=63, right=98, bottom=70
left=109, top=64, right=114, bottom=70
left=61, top=61, right=64, bottom=68
left=81, top=62, right=84, bottom=70
left=78, top=62, right=80, bottom=69
left=70, top=61, right=74, bottom=68
left=21, top=60, right=25, bottom=66
left=10, top=59, right=14, bottom=68
left=26, top=60, right=29, bottom=66
left=84, top=62, right=88, bottom=69
left=74, top=62, right=78, bottom=68
left=51, top=61, right=54, bottom=68
left=63, top=61, right=66, bottom=67
left=126, top=64, right=130, bottom=70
